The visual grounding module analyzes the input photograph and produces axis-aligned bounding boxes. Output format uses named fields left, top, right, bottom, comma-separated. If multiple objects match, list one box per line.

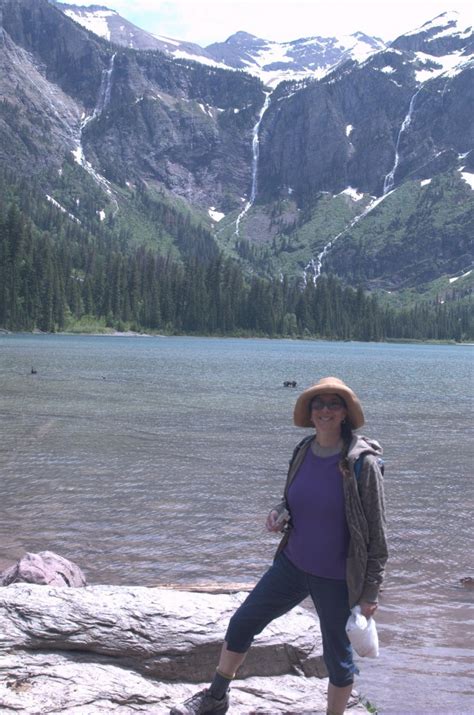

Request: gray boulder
left=0, top=551, right=87, bottom=587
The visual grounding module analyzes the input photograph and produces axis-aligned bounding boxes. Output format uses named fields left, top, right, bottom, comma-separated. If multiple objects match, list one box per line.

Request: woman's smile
left=310, top=393, right=347, bottom=438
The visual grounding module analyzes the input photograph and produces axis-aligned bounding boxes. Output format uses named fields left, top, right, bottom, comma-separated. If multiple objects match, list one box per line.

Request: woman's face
left=310, top=393, right=347, bottom=436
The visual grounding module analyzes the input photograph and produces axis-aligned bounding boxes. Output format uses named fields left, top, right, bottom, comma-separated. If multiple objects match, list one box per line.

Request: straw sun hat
left=293, top=376, right=365, bottom=430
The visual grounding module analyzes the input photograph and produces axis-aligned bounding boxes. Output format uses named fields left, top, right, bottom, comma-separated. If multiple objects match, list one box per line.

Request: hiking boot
left=170, top=688, right=229, bottom=715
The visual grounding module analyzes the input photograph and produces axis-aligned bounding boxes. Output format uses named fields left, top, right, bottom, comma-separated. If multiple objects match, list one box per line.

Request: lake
left=0, top=334, right=472, bottom=714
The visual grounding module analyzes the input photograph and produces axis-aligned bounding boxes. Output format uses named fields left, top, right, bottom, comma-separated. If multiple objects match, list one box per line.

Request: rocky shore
left=0, top=553, right=366, bottom=714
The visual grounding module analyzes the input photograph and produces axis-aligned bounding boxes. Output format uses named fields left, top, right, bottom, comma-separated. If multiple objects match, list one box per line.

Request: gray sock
left=209, top=670, right=232, bottom=700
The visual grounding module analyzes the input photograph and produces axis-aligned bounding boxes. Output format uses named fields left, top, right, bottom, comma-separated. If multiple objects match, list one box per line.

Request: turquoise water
left=0, top=334, right=472, bottom=713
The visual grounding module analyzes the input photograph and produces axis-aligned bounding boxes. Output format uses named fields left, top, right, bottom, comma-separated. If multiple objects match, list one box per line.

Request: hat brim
left=293, top=378, right=365, bottom=429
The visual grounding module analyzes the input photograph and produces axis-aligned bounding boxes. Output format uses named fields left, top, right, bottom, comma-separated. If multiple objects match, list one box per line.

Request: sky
left=60, top=0, right=473, bottom=45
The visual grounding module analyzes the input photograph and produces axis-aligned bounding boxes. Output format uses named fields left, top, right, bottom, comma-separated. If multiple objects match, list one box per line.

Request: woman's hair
left=341, top=419, right=354, bottom=460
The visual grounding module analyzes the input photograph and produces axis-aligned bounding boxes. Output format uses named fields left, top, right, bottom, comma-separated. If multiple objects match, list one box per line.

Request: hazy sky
left=60, top=0, right=473, bottom=44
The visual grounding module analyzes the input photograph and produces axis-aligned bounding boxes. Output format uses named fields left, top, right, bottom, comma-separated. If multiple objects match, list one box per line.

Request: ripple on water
left=0, top=335, right=472, bottom=713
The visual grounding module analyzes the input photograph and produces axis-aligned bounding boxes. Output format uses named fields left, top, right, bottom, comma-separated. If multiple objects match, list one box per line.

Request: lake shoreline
left=0, top=328, right=468, bottom=346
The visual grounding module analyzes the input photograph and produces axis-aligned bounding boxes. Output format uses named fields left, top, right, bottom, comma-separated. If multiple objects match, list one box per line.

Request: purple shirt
left=284, top=447, right=350, bottom=579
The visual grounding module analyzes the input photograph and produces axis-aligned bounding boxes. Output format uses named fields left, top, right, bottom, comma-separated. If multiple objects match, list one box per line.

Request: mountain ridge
left=0, top=0, right=472, bottom=310
left=51, top=0, right=387, bottom=86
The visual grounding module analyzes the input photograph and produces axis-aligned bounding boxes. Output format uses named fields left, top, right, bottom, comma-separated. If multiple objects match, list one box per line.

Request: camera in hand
left=275, top=508, right=290, bottom=530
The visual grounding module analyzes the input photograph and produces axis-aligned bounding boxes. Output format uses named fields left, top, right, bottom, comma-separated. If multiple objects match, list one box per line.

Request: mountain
left=257, top=12, right=473, bottom=200
left=0, top=0, right=472, bottom=314
left=51, top=1, right=220, bottom=62
left=50, top=1, right=387, bottom=85
left=219, top=11, right=474, bottom=290
left=0, top=0, right=266, bottom=215
left=202, top=30, right=385, bottom=85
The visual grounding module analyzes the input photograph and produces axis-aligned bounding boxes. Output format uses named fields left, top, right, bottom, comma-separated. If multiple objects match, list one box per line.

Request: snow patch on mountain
left=198, top=103, right=214, bottom=117
left=414, top=50, right=471, bottom=82
left=172, top=50, right=228, bottom=70
left=71, top=146, right=84, bottom=165
left=154, top=35, right=180, bottom=47
left=347, top=35, right=383, bottom=63
left=403, top=11, right=472, bottom=38
left=460, top=170, right=474, bottom=190
left=209, top=208, right=225, bottom=222
left=449, top=269, right=472, bottom=283
left=443, top=57, right=474, bottom=79
left=62, top=7, right=115, bottom=41
left=46, top=194, right=81, bottom=223
left=429, top=23, right=470, bottom=41
left=339, top=187, right=364, bottom=201
left=253, top=42, right=296, bottom=67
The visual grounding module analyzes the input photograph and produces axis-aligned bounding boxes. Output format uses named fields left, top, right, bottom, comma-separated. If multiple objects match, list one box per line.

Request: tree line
left=0, top=185, right=472, bottom=342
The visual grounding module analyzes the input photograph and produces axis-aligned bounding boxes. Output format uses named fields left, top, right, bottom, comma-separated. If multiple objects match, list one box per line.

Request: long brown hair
left=339, top=418, right=354, bottom=477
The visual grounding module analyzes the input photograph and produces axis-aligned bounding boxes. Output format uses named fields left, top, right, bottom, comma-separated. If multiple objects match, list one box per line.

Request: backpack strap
left=354, top=454, right=364, bottom=481
left=354, top=453, right=385, bottom=482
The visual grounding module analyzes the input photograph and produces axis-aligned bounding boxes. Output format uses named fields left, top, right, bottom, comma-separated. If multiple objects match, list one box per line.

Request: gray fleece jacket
left=274, top=434, right=388, bottom=608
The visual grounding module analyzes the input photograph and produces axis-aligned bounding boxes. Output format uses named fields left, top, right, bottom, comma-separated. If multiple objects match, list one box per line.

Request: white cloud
left=59, top=0, right=474, bottom=45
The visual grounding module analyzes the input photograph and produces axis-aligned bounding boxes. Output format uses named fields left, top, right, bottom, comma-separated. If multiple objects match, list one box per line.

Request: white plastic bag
left=345, top=605, right=379, bottom=658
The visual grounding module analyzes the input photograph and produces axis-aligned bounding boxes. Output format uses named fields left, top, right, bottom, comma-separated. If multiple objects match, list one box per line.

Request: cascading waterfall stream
left=306, top=194, right=388, bottom=284
left=235, top=92, right=271, bottom=236
left=308, top=83, right=426, bottom=284
left=74, top=53, right=119, bottom=214
left=383, top=86, right=423, bottom=194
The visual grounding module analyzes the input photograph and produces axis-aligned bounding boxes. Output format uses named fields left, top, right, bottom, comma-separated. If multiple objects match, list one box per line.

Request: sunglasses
left=311, top=397, right=345, bottom=411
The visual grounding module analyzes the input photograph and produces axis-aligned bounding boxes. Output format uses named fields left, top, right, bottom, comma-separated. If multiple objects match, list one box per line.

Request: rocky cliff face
left=0, top=0, right=266, bottom=212
left=258, top=13, right=473, bottom=202
left=258, top=61, right=410, bottom=200
left=0, top=0, right=472, bottom=294
left=82, top=51, right=266, bottom=210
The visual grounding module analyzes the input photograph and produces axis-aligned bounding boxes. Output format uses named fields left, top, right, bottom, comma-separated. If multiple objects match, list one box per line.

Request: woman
left=171, top=376, right=388, bottom=715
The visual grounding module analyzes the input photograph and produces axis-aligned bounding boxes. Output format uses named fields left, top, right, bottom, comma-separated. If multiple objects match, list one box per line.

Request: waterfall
left=81, top=53, right=116, bottom=131
left=383, top=87, right=422, bottom=194
left=310, top=83, right=423, bottom=283
left=306, top=194, right=388, bottom=284
left=305, top=84, right=425, bottom=282
left=74, top=53, right=119, bottom=214
left=235, top=92, right=271, bottom=236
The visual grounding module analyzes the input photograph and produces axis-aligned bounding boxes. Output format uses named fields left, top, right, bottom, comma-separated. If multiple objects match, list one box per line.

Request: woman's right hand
left=266, top=509, right=281, bottom=532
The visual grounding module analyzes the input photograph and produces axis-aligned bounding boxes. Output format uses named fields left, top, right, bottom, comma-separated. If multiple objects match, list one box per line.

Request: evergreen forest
left=0, top=174, right=472, bottom=343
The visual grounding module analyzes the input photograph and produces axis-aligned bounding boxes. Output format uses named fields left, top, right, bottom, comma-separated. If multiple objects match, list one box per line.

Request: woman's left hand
left=359, top=601, right=378, bottom=618
left=265, top=509, right=281, bottom=532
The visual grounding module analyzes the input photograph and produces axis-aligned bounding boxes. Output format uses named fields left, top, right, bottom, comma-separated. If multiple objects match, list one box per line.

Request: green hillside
left=325, top=172, right=473, bottom=296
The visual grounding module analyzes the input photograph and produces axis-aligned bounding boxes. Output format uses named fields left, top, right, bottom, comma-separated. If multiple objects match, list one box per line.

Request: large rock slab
left=0, top=584, right=365, bottom=713
left=0, top=652, right=341, bottom=714
left=0, top=584, right=326, bottom=681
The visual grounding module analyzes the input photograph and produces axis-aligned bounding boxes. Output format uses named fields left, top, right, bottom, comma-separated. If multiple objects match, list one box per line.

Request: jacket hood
left=347, top=434, right=383, bottom=463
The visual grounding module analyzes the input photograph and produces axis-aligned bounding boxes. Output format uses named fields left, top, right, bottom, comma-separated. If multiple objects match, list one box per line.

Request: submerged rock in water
left=0, top=583, right=366, bottom=713
left=0, top=551, right=86, bottom=587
